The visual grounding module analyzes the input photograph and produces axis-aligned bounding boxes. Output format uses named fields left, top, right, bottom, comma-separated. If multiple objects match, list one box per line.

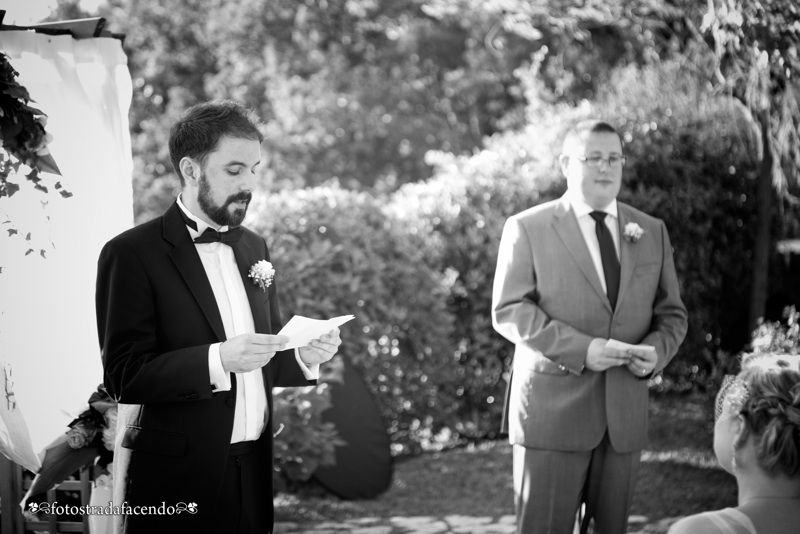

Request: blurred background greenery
left=39, top=1, right=800, bottom=459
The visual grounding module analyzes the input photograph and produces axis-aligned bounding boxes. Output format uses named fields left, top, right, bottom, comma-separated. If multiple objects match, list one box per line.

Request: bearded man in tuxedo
left=492, top=120, right=688, bottom=534
left=96, top=100, right=341, bottom=533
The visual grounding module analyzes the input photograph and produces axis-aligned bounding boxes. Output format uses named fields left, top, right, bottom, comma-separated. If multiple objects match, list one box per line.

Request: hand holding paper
left=605, top=339, right=657, bottom=377
left=278, top=314, right=354, bottom=350
left=605, top=339, right=656, bottom=358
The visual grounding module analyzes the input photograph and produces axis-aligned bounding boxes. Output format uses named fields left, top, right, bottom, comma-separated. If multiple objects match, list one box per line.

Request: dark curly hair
left=737, top=353, right=800, bottom=477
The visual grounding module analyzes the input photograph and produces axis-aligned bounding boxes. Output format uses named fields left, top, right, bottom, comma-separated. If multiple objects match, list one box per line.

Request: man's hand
left=298, top=328, right=341, bottom=366
left=220, top=333, right=288, bottom=373
left=626, top=348, right=658, bottom=378
left=585, top=338, right=630, bottom=372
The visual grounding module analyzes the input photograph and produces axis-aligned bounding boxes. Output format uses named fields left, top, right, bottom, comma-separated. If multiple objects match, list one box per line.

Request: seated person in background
left=669, top=353, right=800, bottom=534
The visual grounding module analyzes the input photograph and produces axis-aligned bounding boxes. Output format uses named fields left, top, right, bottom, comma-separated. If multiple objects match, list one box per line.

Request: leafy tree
left=696, top=0, right=800, bottom=334
left=48, top=0, right=700, bottom=222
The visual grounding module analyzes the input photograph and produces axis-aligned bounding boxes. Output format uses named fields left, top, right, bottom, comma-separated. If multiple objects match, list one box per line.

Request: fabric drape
left=0, top=30, right=133, bottom=470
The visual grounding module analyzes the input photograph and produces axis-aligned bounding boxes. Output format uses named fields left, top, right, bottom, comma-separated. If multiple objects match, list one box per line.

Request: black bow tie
left=193, top=226, right=244, bottom=246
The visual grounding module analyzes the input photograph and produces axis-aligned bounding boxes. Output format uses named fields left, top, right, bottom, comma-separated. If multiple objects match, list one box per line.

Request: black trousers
left=211, top=437, right=273, bottom=533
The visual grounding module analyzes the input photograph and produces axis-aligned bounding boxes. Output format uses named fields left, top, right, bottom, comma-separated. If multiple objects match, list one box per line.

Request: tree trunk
left=748, top=110, right=773, bottom=335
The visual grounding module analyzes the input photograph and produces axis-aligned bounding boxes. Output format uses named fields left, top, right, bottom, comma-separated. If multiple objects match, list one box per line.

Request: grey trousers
left=513, top=432, right=640, bottom=534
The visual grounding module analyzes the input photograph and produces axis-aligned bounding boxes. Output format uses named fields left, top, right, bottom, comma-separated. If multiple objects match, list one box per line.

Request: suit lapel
left=164, top=203, right=227, bottom=342
left=164, top=203, right=274, bottom=395
left=231, top=236, right=272, bottom=335
left=615, top=204, right=640, bottom=311
left=551, top=196, right=610, bottom=309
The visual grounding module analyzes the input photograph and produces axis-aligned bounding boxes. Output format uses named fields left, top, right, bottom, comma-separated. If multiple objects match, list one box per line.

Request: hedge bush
left=247, top=186, right=456, bottom=454
left=385, top=136, right=562, bottom=439
left=253, top=58, right=799, bottom=455
left=272, top=383, right=343, bottom=490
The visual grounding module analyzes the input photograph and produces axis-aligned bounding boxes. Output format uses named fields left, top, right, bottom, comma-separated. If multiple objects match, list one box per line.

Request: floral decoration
left=66, top=385, right=117, bottom=455
left=715, top=374, right=750, bottom=421
left=25, top=385, right=118, bottom=500
left=248, top=260, right=275, bottom=292
left=623, top=222, right=645, bottom=242
left=1, top=53, right=68, bottom=263
left=0, top=52, right=62, bottom=197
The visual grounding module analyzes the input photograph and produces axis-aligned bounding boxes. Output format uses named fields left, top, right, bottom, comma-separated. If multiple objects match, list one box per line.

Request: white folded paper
left=605, top=339, right=656, bottom=355
left=278, top=314, right=355, bottom=350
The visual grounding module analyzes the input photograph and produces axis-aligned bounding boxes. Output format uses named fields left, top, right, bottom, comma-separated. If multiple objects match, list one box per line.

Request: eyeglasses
left=577, top=155, right=626, bottom=168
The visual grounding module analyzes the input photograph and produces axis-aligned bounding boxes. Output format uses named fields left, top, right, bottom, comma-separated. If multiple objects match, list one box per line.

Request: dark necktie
left=193, top=226, right=244, bottom=246
left=589, top=211, right=620, bottom=310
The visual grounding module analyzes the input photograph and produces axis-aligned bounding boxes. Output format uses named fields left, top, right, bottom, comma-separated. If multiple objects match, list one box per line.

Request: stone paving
left=274, top=514, right=681, bottom=533
left=275, top=515, right=516, bottom=534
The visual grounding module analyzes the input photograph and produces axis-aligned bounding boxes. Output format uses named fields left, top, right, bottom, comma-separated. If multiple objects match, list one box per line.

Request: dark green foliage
left=246, top=58, right=800, bottom=449
left=50, top=0, right=702, bottom=222
left=272, top=383, right=344, bottom=489
left=39, top=0, right=800, bottom=453
left=248, top=186, right=456, bottom=453
left=386, top=134, right=563, bottom=439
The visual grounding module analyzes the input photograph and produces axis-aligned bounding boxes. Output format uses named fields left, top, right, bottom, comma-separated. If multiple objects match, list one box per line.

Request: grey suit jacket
left=492, top=194, right=687, bottom=453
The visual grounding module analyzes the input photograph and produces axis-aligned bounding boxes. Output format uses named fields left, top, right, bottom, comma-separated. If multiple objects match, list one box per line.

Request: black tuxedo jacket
left=96, top=201, right=310, bottom=532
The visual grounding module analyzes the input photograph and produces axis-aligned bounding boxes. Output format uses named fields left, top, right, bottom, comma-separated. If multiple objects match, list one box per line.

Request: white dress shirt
left=568, top=193, right=621, bottom=295
left=176, top=197, right=316, bottom=443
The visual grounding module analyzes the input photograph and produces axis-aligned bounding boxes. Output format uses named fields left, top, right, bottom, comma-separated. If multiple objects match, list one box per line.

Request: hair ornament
left=716, top=375, right=751, bottom=421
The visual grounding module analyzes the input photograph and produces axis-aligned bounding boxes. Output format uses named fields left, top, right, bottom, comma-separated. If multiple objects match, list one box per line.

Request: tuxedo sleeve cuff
left=294, top=349, right=320, bottom=380
left=209, top=343, right=231, bottom=392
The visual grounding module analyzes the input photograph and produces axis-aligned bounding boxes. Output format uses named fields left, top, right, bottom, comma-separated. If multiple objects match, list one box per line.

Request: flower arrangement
left=66, top=385, right=118, bottom=456
left=623, top=222, right=645, bottom=242
left=0, top=52, right=62, bottom=197
left=248, top=260, right=275, bottom=292
left=1, top=53, right=67, bottom=262
left=25, top=385, right=117, bottom=500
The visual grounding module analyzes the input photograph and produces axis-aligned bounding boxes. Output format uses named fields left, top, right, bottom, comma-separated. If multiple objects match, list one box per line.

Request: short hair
left=561, top=120, right=621, bottom=155
left=168, top=100, right=264, bottom=185
left=737, top=353, right=800, bottom=477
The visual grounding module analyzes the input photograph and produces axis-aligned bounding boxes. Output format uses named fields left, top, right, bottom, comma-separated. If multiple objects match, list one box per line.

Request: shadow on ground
left=274, top=395, right=737, bottom=534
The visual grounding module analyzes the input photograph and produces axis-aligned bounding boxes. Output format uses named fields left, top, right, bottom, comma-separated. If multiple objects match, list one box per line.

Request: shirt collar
left=567, top=190, right=618, bottom=220
left=176, top=195, right=229, bottom=240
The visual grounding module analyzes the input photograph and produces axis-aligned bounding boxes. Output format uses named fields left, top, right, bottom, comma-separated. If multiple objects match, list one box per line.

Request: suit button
left=226, top=398, right=236, bottom=408
left=558, top=365, right=566, bottom=371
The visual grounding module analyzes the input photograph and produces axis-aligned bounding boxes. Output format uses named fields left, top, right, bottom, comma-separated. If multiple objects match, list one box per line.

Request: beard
left=197, top=172, right=252, bottom=227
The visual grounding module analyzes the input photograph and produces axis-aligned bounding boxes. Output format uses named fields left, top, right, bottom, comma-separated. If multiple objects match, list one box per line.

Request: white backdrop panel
left=0, top=30, right=134, bottom=459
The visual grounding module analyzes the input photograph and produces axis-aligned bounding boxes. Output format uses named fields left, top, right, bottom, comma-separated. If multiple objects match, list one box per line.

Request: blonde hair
left=737, top=353, right=800, bottom=476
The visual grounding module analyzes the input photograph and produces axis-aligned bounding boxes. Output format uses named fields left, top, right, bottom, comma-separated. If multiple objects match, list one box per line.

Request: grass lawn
left=275, top=392, right=737, bottom=529
left=632, top=392, right=737, bottom=520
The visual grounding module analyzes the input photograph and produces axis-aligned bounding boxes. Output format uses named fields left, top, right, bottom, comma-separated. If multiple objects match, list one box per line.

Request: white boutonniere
left=623, top=222, right=645, bottom=242
left=248, top=260, right=275, bottom=292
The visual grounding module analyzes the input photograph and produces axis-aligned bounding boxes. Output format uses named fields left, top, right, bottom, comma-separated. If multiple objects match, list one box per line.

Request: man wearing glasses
left=492, top=120, right=687, bottom=534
